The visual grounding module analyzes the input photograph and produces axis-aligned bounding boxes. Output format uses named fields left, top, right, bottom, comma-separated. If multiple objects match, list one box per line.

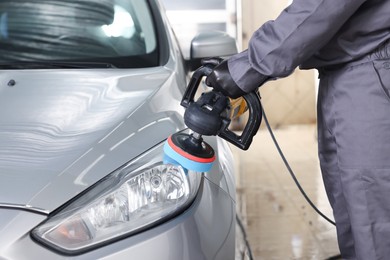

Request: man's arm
left=226, top=0, right=367, bottom=94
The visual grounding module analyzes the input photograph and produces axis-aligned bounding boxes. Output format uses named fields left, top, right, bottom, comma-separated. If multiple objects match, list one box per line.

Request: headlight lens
left=32, top=143, right=202, bottom=253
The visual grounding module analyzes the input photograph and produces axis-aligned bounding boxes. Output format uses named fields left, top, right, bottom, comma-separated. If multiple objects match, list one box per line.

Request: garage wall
left=241, top=0, right=317, bottom=126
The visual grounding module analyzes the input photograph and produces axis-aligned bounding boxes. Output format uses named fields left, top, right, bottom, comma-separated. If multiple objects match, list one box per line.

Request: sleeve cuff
left=227, top=50, right=270, bottom=93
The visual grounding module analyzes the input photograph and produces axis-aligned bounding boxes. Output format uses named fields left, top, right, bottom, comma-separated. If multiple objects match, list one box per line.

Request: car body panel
left=0, top=66, right=189, bottom=211
left=0, top=0, right=238, bottom=258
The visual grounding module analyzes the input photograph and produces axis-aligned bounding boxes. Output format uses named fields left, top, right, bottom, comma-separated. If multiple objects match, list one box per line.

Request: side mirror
left=186, top=31, right=238, bottom=71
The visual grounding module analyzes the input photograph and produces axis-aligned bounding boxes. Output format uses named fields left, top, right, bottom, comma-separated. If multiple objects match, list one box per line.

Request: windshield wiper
left=0, top=61, right=117, bottom=69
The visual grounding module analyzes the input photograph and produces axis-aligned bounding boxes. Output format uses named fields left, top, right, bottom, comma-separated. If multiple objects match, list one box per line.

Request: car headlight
left=32, top=142, right=202, bottom=254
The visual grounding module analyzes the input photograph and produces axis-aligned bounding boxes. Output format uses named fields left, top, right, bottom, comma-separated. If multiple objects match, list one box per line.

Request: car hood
left=0, top=67, right=186, bottom=212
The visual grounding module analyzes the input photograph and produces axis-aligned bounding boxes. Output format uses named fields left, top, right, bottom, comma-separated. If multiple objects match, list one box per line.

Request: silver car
left=0, top=0, right=239, bottom=259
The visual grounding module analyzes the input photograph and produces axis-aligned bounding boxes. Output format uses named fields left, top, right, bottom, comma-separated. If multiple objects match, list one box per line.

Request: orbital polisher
left=163, top=59, right=263, bottom=172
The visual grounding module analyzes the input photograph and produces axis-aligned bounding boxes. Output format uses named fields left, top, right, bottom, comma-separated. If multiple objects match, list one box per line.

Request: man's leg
left=317, top=72, right=356, bottom=259
left=319, top=58, right=390, bottom=259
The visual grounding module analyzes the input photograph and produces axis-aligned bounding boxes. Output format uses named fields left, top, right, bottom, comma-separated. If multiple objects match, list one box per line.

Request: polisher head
left=163, top=133, right=215, bottom=172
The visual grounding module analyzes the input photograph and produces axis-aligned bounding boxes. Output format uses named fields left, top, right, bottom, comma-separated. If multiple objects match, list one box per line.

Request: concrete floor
left=232, top=124, right=341, bottom=260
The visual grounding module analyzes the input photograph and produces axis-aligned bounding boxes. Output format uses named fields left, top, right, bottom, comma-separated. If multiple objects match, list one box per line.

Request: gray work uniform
left=227, top=0, right=390, bottom=259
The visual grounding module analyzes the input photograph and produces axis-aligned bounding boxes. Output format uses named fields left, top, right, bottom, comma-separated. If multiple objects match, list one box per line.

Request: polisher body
left=164, top=60, right=262, bottom=172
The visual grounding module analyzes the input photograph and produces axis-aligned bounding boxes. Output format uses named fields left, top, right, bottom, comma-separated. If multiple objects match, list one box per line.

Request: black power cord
left=260, top=102, right=336, bottom=226
left=236, top=214, right=254, bottom=260
left=235, top=102, right=342, bottom=260
left=233, top=104, right=344, bottom=259
left=261, top=104, right=343, bottom=259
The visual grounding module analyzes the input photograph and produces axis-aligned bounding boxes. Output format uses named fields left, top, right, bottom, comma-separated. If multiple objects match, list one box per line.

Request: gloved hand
left=205, top=59, right=246, bottom=99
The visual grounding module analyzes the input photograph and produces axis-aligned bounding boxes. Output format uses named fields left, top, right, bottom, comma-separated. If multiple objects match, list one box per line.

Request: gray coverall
left=227, top=1, right=390, bottom=259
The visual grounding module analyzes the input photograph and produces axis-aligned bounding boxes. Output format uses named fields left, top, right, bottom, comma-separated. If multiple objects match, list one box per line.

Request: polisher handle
left=181, top=59, right=262, bottom=150
left=219, top=91, right=262, bottom=150
left=180, top=63, right=214, bottom=108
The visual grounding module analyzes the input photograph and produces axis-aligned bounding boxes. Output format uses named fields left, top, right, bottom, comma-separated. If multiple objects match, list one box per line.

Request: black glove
left=205, top=59, right=246, bottom=99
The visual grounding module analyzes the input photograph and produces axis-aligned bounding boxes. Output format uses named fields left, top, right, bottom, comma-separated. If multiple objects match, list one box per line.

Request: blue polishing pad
left=163, top=140, right=214, bottom=172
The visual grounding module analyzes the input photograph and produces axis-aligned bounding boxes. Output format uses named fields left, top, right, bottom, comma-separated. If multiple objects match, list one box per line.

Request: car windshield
left=0, top=0, right=159, bottom=68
